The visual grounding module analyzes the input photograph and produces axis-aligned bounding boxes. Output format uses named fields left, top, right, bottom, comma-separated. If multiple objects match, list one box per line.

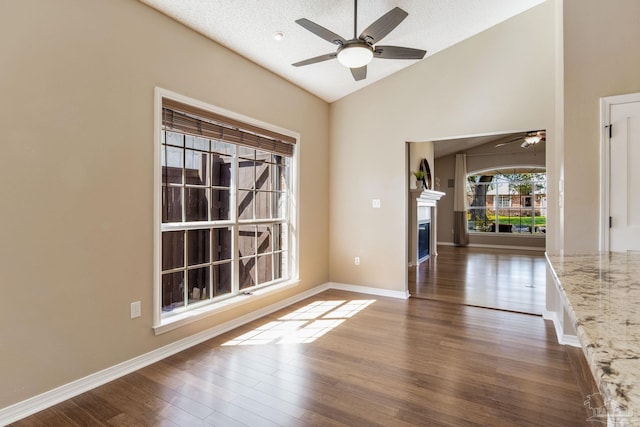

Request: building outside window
left=155, top=91, right=297, bottom=329
left=498, top=195, right=511, bottom=208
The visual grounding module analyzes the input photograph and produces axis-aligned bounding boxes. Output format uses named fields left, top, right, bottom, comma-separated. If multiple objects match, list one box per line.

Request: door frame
left=599, top=92, right=640, bottom=251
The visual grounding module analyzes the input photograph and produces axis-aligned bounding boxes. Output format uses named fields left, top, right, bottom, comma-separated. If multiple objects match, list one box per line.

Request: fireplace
left=409, top=189, right=445, bottom=266
left=418, top=220, right=430, bottom=260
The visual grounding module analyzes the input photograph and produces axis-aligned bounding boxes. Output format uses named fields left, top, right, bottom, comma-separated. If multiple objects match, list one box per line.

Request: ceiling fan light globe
left=337, top=44, right=373, bottom=68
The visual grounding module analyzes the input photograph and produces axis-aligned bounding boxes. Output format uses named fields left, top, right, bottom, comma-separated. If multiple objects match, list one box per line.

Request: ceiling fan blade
left=350, top=65, right=367, bottom=81
left=292, top=53, right=337, bottom=67
left=495, top=139, right=519, bottom=148
left=359, top=7, right=408, bottom=44
left=494, top=130, right=546, bottom=148
left=374, top=45, right=426, bottom=60
left=295, top=18, right=346, bottom=45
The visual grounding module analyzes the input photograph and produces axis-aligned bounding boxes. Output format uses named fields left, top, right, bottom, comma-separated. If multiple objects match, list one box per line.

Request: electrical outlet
left=130, top=301, right=141, bottom=319
left=355, top=256, right=360, bottom=265
left=372, top=199, right=381, bottom=208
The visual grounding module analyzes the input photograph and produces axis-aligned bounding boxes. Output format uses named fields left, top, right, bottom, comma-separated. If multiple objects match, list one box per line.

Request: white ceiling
left=139, top=0, right=545, bottom=103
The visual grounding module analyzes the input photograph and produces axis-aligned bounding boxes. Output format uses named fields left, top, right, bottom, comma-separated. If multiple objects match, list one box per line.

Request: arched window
left=466, top=168, right=546, bottom=235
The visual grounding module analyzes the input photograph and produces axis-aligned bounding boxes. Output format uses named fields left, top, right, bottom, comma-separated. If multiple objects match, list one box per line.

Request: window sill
left=468, top=231, right=546, bottom=238
left=153, top=279, right=300, bottom=335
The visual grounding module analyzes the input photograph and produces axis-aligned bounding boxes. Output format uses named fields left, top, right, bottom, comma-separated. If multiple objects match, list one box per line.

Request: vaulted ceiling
left=139, top=0, right=545, bottom=102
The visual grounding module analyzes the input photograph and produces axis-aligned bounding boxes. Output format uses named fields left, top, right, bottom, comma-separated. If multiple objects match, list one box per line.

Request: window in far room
left=467, top=170, right=546, bottom=235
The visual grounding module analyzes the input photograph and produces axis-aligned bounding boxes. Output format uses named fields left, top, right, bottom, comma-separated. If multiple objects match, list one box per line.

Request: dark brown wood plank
left=410, top=245, right=546, bottom=314
left=10, top=289, right=591, bottom=426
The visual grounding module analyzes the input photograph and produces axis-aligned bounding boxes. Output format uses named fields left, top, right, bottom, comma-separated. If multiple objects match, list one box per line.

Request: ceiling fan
left=292, top=0, right=427, bottom=81
left=495, top=130, right=546, bottom=149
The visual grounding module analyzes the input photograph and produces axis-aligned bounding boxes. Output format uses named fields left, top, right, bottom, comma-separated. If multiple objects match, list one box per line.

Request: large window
left=155, top=91, right=297, bottom=330
left=467, top=171, right=546, bottom=235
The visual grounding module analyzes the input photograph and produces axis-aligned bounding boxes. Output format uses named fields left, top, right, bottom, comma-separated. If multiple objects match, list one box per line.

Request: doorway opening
left=407, top=131, right=547, bottom=315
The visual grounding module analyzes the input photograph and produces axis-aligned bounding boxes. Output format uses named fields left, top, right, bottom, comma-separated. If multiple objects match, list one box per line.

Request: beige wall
left=435, top=139, right=546, bottom=249
left=408, top=141, right=434, bottom=189
left=8, top=0, right=637, bottom=412
left=329, top=1, right=557, bottom=290
left=562, top=0, right=640, bottom=250
left=0, top=0, right=329, bottom=408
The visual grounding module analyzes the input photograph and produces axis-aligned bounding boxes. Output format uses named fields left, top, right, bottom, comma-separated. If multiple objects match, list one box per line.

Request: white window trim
left=467, top=172, right=547, bottom=237
left=152, top=87, right=300, bottom=335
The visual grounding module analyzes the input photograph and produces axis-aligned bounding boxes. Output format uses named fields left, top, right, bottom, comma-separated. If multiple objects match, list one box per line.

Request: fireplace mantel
left=416, top=189, right=446, bottom=205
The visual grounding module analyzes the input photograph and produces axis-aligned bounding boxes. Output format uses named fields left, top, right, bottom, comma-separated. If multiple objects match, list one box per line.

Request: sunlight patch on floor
left=222, top=299, right=376, bottom=346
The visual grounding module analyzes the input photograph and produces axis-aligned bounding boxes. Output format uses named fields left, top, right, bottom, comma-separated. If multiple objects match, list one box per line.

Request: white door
left=610, top=99, right=640, bottom=251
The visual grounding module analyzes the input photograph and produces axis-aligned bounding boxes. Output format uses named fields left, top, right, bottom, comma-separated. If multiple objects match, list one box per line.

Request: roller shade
left=162, top=99, right=295, bottom=157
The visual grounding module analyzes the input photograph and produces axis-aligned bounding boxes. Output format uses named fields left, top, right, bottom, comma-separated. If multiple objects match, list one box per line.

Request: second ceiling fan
left=292, top=0, right=427, bottom=81
left=495, top=130, right=546, bottom=149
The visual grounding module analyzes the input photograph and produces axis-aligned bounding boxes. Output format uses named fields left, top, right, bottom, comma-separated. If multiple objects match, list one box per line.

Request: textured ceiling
left=139, top=0, right=545, bottom=102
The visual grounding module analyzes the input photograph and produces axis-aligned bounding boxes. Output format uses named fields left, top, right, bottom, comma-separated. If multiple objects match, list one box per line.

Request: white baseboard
left=543, top=309, right=563, bottom=341
left=542, top=309, right=581, bottom=348
left=0, top=281, right=410, bottom=425
left=326, top=282, right=410, bottom=299
left=0, top=284, right=332, bottom=425
left=561, top=335, right=581, bottom=348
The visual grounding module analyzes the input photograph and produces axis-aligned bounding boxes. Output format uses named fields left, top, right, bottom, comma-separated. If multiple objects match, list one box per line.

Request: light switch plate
left=372, top=199, right=381, bottom=208
left=130, top=301, right=141, bottom=319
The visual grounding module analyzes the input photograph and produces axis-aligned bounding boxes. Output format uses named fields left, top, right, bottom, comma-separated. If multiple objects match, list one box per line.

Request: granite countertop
left=546, top=252, right=640, bottom=425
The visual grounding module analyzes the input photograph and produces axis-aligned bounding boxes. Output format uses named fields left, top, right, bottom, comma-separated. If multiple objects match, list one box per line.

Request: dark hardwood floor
left=409, top=245, right=546, bottom=315
left=12, top=289, right=598, bottom=426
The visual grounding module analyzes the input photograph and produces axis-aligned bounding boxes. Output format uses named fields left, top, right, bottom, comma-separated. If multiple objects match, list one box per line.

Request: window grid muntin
left=467, top=174, right=546, bottom=235
left=161, top=130, right=290, bottom=316
left=160, top=225, right=235, bottom=311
